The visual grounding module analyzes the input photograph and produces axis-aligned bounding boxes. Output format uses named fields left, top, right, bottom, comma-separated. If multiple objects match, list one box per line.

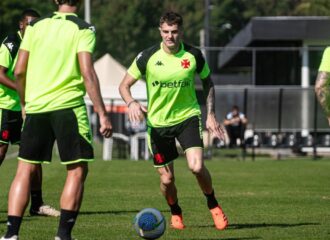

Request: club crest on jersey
left=181, top=59, right=190, bottom=69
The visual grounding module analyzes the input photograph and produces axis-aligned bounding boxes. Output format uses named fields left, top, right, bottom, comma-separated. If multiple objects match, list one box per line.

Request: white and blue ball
left=133, top=208, right=166, bottom=239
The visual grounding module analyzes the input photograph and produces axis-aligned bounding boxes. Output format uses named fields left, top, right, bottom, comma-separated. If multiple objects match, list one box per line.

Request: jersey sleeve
left=0, top=43, right=12, bottom=68
left=127, top=57, right=142, bottom=80
left=77, top=29, right=95, bottom=53
left=319, top=47, right=330, bottom=72
left=199, top=62, right=211, bottom=80
left=193, top=48, right=210, bottom=80
left=20, top=26, right=33, bottom=52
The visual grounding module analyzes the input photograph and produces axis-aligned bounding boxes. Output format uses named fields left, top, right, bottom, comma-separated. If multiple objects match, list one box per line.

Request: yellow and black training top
left=20, top=12, right=96, bottom=113
left=128, top=42, right=210, bottom=128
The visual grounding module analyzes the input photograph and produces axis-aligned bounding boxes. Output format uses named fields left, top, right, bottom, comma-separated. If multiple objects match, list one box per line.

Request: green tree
left=1, top=0, right=330, bottom=67
left=0, top=0, right=54, bottom=40
left=92, top=0, right=204, bottom=66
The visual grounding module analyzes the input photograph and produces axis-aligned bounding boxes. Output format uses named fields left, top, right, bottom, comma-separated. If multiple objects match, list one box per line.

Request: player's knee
left=189, top=164, right=203, bottom=175
left=67, top=163, right=89, bottom=181
left=160, top=173, right=175, bottom=186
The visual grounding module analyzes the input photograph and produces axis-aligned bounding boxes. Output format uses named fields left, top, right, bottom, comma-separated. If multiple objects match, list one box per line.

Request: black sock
left=56, top=209, right=79, bottom=240
left=30, top=190, right=43, bottom=210
left=169, top=201, right=182, bottom=215
left=204, top=190, right=219, bottom=209
left=4, top=216, right=22, bottom=238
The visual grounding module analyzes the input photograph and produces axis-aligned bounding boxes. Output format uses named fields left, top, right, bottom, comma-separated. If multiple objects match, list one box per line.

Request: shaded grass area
left=0, top=150, right=329, bottom=239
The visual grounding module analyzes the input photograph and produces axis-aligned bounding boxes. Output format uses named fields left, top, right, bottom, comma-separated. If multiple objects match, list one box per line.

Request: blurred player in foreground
left=120, top=11, right=228, bottom=231
left=316, top=47, right=330, bottom=125
left=1, top=0, right=112, bottom=239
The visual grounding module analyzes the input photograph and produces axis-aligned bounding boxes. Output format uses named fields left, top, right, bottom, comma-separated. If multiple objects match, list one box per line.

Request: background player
left=1, top=1, right=112, bottom=239
left=223, top=105, right=248, bottom=148
left=0, top=9, right=59, bottom=218
left=119, top=11, right=228, bottom=230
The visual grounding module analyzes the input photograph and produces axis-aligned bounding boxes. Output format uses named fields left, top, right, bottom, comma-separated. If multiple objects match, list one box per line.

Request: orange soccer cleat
left=170, top=214, right=185, bottom=230
left=210, top=206, right=228, bottom=230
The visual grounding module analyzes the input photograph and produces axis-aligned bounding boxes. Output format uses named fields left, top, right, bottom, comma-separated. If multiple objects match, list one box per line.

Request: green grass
left=0, top=147, right=330, bottom=239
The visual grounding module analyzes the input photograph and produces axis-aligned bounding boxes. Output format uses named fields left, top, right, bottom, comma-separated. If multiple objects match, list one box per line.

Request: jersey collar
left=54, top=11, right=78, bottom=17
left=160, top=42, right=184, bottom=56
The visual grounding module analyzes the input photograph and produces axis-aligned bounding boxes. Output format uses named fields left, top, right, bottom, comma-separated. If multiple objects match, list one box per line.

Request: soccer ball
left=133, top=208, right=166, bottom=239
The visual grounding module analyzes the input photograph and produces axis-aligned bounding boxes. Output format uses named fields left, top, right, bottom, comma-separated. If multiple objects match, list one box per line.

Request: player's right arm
left=315, top=47, right=330, bottom=125
left=315, top=71, right=330, bottom=124
left=14, top=49, right=28, bottom=108
left=119, top=73, right=147, bottom=124
left=119, top=54, right=147, bottom=124
left=78, top=52, right=112, bottom=138
left=0, top=66, right=16, bottom=90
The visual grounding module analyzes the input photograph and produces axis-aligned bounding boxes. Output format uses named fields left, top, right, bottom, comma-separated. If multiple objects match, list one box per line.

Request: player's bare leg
left=0, top=143, right=9, bottom=166
left=157, top=163, right=185, bottom=229
left=186, top=148, right=228, bottom=230
left=2, top=161, right=39, bottom=239
left=8, top=161, right=38, bottom=216
left=56, top=162, right=88, bottom=240
left=186, top=148, right=213, bottom=193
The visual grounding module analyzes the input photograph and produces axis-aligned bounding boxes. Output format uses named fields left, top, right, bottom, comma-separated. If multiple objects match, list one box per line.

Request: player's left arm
left=202, top=75, right=226, bottom=140
left=315, top=71, right=330, bottom=125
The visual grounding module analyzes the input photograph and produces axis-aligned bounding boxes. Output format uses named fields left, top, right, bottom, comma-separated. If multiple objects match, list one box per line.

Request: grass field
left=0, top=146, right=330, bottom=239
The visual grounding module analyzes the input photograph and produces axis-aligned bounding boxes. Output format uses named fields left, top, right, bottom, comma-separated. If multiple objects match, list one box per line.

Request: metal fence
left=89, top=85, right=330, bottom=160
left=210, top=86, right=327, bottom=132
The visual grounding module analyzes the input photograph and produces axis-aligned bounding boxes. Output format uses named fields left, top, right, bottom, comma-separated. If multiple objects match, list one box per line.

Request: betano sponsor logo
left=152, top=80, right=190, bottom=88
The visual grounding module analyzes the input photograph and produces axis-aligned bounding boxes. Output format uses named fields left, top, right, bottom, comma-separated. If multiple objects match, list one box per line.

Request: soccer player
left=1, top=0, right=113, bottom=239
left=315, top=47, right=330, bottom=124
left=119, top=12, right=228, bottom=230
left=0, top=9, right=60, bottom=218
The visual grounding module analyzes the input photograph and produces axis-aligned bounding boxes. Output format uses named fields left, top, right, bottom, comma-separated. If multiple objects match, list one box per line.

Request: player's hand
left=21, top=107, right=26, bottom=120
left=206, top=113, right=226, bottom=140
left=128, top=101, right=147, bottom=126
left=99, top=113, right=112, bottom=138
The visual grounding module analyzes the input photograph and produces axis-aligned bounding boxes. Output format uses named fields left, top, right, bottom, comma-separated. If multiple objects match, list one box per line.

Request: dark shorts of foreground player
left=0, top=109, right=23, bottom=145
left=148, top=115, right=203, bottom=167
left=18, top=105, right=94, bottom=164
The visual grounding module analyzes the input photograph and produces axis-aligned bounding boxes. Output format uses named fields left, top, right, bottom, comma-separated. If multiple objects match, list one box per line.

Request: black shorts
left=18, top=105, right=94, bottom=164
left=0, top=109, right=23, bottom=145
left=148, top=115, right=203, bottom=167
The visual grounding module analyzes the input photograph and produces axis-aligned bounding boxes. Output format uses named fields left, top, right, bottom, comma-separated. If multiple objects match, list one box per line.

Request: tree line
left=1, top=0, right=330, bottom=66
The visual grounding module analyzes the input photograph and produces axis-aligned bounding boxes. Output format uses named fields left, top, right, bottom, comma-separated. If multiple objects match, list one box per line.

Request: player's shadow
left=80, top=209, right=170, bottom=215
left=185, top=238, right=261, bottom=240
left=192, top=222, right=319, bottom=229
left=229, top=222, right=319, bottom=229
